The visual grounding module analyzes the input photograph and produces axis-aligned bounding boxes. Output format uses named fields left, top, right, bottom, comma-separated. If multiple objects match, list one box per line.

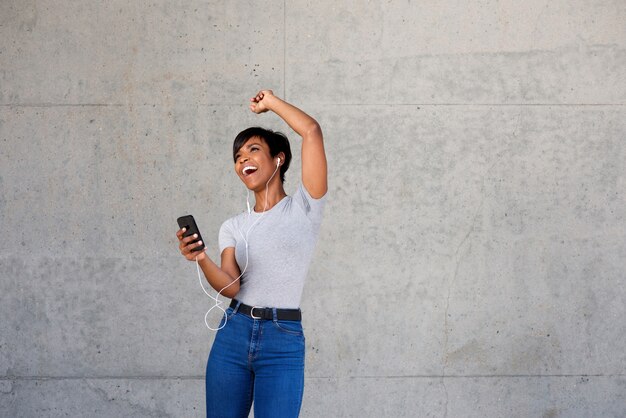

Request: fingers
left=177, top=229, right=200, bottom=250
left=250, top=89, right=273, bottom=103
left=177, top=229, right=199, bottom=246
left=186, top=248, right=206, bottom=261
left=178, top=233, right=200, bottom=247
left=249, top=103, right=263, bottom=114
left=183, top=239, right=203, bottom=253
left=176, top=229, right=198, bottom=244
left=249, top=92, right=270, bottom=114
left=183, top=246, right=205, bottom=261
left=179, top=236, right=205, bottom=257
left=176, top=228, right=206, bottom=261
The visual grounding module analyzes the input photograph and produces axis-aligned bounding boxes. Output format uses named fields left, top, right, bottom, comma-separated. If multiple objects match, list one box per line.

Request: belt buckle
left=250, top=306, right=263, bottom=320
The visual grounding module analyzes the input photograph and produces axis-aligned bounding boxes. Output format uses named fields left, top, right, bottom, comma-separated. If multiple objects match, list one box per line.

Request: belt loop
left=233, top=300, right=242, bottom=314
left=272, top=307, right=278, bottom=322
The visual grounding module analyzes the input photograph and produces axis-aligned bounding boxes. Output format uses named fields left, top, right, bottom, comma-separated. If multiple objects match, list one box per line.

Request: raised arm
left=250, top=90, right=328, bottom=198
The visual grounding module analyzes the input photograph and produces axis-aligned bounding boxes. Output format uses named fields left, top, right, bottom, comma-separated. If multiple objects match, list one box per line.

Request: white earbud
left=276, top=157, right=281, bottom=167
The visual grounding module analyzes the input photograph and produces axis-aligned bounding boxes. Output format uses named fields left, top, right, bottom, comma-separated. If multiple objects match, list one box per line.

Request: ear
left=276, top=152, right=286, bottom=166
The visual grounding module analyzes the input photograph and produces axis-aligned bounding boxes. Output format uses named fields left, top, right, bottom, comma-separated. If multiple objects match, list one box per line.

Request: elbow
left=221, top=284, right=240, bottom=299
left=222, top=291, right=238, bottom=300
left=304, top=121, right=322, bottom=139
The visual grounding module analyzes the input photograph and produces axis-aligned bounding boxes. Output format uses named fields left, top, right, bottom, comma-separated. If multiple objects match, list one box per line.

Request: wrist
left=263, top=93, right=281, bottom=110
left=196, top=252, right=208, bottom=262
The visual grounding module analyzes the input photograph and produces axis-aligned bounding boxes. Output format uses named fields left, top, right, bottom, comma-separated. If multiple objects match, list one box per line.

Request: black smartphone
left=177, top=215, right=206, bottom=252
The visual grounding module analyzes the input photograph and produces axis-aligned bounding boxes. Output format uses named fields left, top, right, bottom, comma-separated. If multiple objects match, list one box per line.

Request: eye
left=250, top=146, right=259, bottom=152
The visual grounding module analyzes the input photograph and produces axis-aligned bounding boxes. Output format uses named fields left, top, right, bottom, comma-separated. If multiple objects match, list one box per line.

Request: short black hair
left=233, top=127, right=292, bottom=183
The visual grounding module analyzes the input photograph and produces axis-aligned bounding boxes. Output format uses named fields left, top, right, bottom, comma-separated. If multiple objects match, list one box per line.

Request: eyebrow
left=235, top=141, right=263, bottom=158
left=244, top=141, right=262, bottom=149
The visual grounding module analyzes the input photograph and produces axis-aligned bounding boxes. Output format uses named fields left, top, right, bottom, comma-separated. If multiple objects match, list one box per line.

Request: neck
left=253, top=181, right=286, bottom=212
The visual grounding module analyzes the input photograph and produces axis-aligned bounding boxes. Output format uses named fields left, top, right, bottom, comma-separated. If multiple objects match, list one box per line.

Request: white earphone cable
left=196, top=159, right=281, bottom=331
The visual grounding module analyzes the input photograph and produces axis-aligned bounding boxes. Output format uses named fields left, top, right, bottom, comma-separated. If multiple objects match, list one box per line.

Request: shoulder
left=219, top=211, right=246, bottom=233
left=218, top=211, right=247, bottom=252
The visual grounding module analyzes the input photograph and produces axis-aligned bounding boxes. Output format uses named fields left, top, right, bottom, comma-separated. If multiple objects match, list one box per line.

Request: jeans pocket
left=215, top=307, right=235, bottom=329
left=225, top=307, right=236, bottom=319
left=272, top=320, right=304, bottom=336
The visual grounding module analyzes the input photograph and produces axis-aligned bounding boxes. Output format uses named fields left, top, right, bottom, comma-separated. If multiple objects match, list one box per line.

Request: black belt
left=230, top=299, right=302, bottom=321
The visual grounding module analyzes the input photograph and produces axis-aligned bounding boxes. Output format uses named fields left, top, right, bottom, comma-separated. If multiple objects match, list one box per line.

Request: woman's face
left=234, top=136, right=278, bottom=190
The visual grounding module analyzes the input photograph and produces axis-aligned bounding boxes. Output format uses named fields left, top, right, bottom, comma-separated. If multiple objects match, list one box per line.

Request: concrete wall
left=1, top=1, right=624, bottom=417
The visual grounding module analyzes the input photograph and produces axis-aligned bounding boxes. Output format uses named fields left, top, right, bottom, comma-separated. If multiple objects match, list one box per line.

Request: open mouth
left=242, top=165, right=258, bottom=176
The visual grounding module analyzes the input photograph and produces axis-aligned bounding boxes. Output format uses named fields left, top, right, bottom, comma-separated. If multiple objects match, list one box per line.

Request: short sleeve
left=218, top=219, right=237, bottom=254
left=293, top=183, right=327, bottom=227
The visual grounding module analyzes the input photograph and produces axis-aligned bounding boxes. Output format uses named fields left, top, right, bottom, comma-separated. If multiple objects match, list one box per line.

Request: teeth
left=243, top=166, right=258, bottom=175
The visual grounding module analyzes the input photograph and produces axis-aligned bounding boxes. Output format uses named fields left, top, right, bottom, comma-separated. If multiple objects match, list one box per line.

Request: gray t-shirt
left=218, top=183, right=326, bottom=309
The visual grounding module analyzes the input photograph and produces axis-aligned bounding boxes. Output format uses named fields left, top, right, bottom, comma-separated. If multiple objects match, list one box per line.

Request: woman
left=176, top=89, right=327, bottom=418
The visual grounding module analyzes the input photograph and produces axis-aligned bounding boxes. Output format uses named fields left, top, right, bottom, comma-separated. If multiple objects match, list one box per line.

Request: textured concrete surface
left=1, top=0, right=625, bottom=417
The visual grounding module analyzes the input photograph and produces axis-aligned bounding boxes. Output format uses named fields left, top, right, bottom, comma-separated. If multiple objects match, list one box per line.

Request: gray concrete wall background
left=1, top=1, right=624, bottom=417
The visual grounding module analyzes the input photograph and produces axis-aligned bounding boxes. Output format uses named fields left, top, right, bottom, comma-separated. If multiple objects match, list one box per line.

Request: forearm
left=263, top=95, right=320, bottom=138
left=197, top=256, right=240, bottom=298
left=250, top=89, right=327, bottom=197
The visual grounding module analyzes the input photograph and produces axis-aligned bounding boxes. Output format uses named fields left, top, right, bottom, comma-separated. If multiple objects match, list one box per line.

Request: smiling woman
left=176, top=90, right=327, bottom=418
left=233, top=126, right=292, bottom=188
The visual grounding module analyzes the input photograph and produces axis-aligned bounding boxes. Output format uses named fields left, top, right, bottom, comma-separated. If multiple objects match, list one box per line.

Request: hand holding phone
left=177, top=215, right=206, bottom=259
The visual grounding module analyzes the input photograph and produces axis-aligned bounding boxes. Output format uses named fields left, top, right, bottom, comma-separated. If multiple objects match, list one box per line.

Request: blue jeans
left=205, top=304, right=305, bottom=418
